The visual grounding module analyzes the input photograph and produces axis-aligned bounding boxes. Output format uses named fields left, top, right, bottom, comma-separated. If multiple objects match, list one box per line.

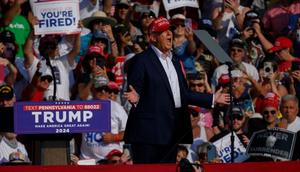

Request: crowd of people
left=0, top=0, right=300, bottom=169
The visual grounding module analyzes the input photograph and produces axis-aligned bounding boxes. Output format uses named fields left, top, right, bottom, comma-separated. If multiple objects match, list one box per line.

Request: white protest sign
left=32, top=0, right=81, bottom=35
left=213, top=133, right=249, bottom=163
left=162, top=0, right=199, bottom=11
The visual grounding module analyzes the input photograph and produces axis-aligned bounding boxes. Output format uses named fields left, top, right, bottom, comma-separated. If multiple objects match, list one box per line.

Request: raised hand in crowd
left=0, top=57, right=17, bottom=86
left=242, top=26, right=255, bottom=40
left=120, top=151, right=132, bottom=164
left=101, top=24, right=118, bottom=57
left=0, top=0, right=27, bottom=26
left=241, top=135, right=250, bottom=146
left=224, top=0, right=240, bottom=14
left=102, top=24, right=114, bottom=42
left=185, top=27, right=196, bottom=55
left=119, top=31, right=132, bottom=55
left=70, top=154, right=80, bottom=165
left=185, top=27, right=194, bottom=41
left=91, top=58, right=107, bottom=77
left=0, top=57, right=10, bottom=66
left=252, top=21, right=261, bottom=31
left=291, top=70, right=300, bottom=82
left=27, top=11, right=39, bottom=26
left=212, top=9, right=224, bottom=30
left=202, top=72, right=213, bottom=94
left=224, top=0, right=249, bottom=29
left=0, top=42, right=5, bottom=54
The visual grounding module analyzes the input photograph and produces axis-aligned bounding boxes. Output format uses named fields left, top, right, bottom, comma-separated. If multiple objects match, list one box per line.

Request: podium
left=30, top=135, right=72, bottom=165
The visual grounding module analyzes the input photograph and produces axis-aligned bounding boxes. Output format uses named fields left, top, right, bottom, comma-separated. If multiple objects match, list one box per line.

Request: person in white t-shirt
left=0, top=133, right=29, bottom=164
left=24, top=18, right=81, bottom=101
left=80, top=76, right=128, bottom=161
left=211, top=0, right=250, bottom=51
left=280, top=95, right=300, bottom=132
left=0, top=85, right=29, bottom=164
left=211, top=38, right=259, bottom=91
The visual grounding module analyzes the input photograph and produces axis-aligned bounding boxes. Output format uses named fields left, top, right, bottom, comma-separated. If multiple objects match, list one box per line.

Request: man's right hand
left=214, top=88, right=230, bottom=105
left=124, top=85, right=139, bottom=104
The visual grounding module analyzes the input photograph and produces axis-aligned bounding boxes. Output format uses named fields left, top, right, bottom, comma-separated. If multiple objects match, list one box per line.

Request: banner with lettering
left=247, top=128, right=296, bottom=160
left=14, top=101, right=111, bottom=134
left=162, top=0, right=199, bottom=11
left=111, top=56, right=125, bottom=86
left=213, top=133, right=249, bottom=163
left=32, top=0, right=81, bottom=35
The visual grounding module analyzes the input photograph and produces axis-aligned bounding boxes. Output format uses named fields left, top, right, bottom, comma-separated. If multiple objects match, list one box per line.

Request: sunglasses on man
left=263, top=110, right=277, bottom=115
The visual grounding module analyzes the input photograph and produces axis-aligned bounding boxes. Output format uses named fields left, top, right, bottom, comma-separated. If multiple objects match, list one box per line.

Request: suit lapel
left=148, top=48, right=174, bottom=99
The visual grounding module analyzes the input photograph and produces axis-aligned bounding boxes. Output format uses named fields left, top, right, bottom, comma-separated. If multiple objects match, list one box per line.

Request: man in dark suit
left=124, top=17, right=230, bottom=164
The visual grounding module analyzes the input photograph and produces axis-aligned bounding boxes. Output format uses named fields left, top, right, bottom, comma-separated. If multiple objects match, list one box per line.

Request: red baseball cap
left=218, top=74, right=230, bottom=86
left=87, top=45, right=104, bottom=56
left=262, top=92, right=280, bottom=110
left=108, top=81, right=119, bottom=90
left=149, top=17, right=170, bottom=34
left=106, top=149, right=122, bottom=159
left=269, top=37, right=293, bottom=53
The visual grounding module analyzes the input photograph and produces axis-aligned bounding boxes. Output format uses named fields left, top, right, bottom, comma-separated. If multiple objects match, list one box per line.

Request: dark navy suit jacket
left=124, top=47, right=213, bottom=145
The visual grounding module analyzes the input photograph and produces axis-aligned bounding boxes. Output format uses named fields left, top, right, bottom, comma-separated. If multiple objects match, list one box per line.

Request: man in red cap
left=254, top=23, right=300, bottom=72
left=261, top=92, right=280, bottom=129
left=124, top=17, right=230, bottom=164
left=268, top=36, right=300, bottom=72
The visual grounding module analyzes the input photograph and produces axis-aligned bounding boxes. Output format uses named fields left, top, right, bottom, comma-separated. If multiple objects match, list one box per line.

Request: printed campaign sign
left=14, top=101, right=111, bottom=134
left=162, top=0, right=199, bottom=11
left=247, top=128, right=296, bottom=160
left=32, top=0, right=80, bottom=35
left=111, top=56, right=125, bottom=86
left=213, top=133, right=249, bottom=163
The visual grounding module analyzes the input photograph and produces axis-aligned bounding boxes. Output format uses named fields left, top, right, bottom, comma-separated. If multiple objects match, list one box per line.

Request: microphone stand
left=226, top=62, right=235, bottom=163
left=45, top=55, right=57, bottom=101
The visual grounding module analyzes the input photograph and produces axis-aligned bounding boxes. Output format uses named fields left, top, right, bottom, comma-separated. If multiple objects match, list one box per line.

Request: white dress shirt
left=151, top=45, right=182, bottom=108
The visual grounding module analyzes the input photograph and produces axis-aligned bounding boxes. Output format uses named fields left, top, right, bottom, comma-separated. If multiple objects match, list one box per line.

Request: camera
left=123, top=144, right=132, bottom=160
left=185, top=18, right=192, bottom=29
left=244, top=20, right=254, bottom=28
left=134, top=4, right=149, bottom=13
left=263, top=62, right=274, bottom=77
left=291, top=61, right=300, bottom=71
left=179, top=158, right=201, bottom=172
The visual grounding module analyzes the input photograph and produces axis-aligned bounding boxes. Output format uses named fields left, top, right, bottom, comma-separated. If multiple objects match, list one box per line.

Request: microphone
left=44, top=55, right=51, bottom=66
left=224, top=61, right=233, bottom=71
left=178, top=158, right=202, bottom=172
left=43, top=55, right=57, bottom=101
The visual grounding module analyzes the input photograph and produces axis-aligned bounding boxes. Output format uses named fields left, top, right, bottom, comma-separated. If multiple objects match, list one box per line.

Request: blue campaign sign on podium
left=14, top=100, right=111, bottom=134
